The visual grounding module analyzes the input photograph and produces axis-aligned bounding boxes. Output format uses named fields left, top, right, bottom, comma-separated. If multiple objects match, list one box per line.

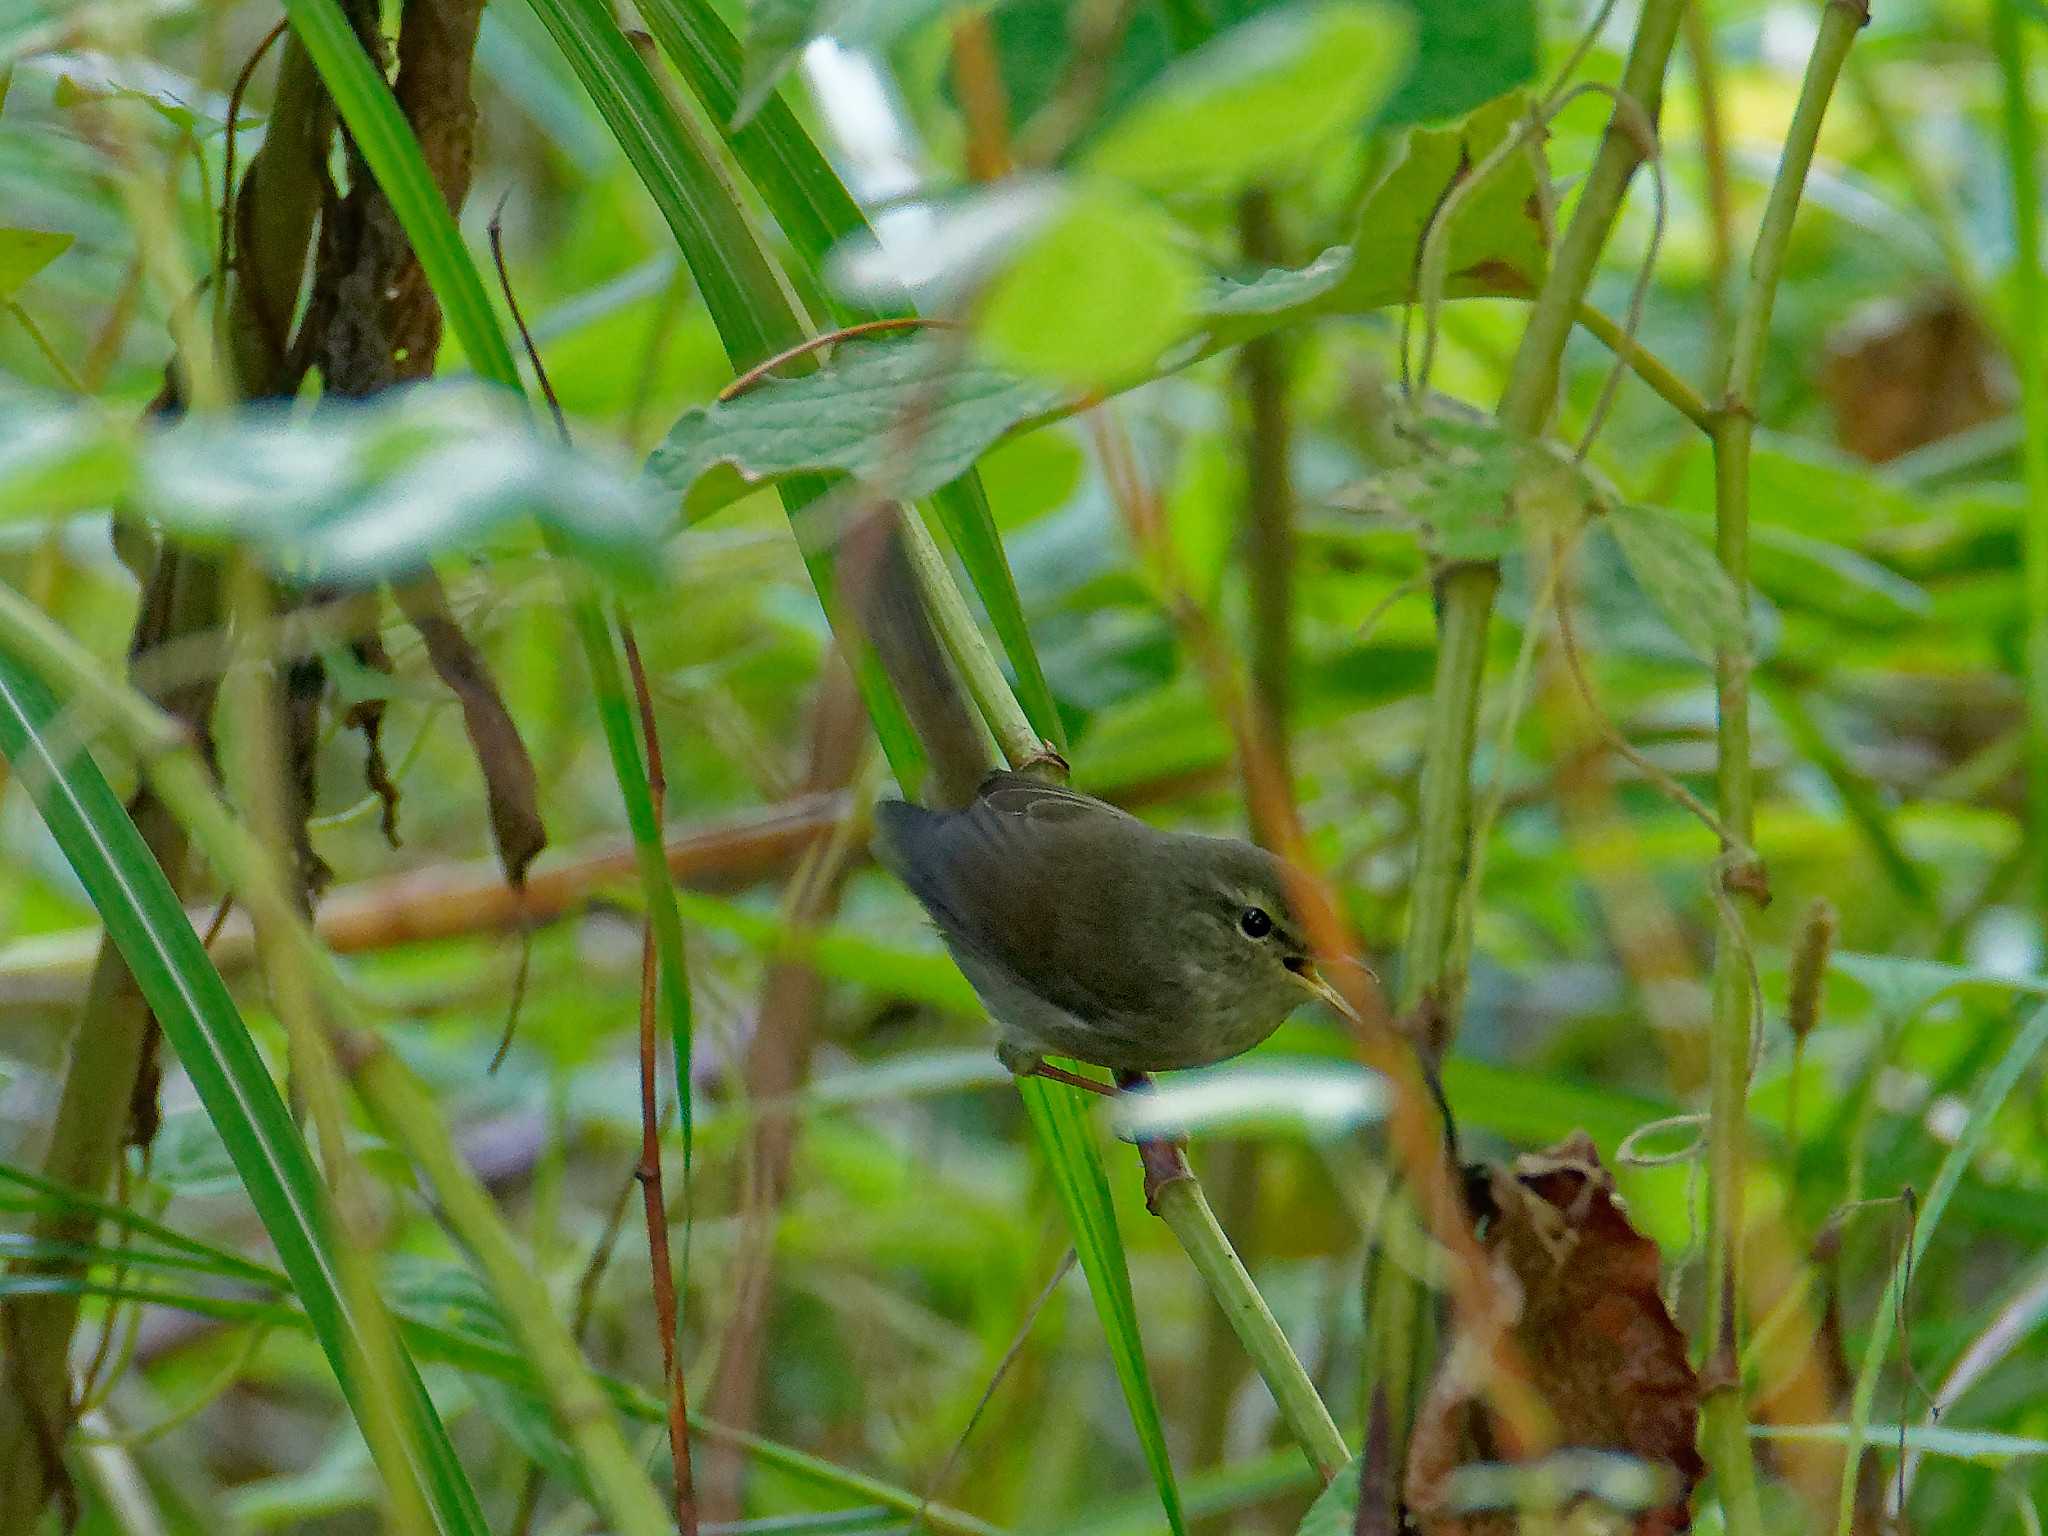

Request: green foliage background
left=2, top=0, right=2048, bottom=1533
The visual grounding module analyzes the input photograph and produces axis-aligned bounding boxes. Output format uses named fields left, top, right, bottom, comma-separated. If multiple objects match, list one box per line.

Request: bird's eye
left=1239, top=907, right=1274, bottom=939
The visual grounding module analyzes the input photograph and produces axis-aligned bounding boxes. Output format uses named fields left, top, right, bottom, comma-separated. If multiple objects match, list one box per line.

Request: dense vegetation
left=3, top=0, right=2047, bottom=1532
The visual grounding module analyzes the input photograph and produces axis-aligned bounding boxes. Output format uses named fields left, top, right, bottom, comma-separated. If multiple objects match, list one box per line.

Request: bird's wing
left=972, top=771, right=1140, bottom=827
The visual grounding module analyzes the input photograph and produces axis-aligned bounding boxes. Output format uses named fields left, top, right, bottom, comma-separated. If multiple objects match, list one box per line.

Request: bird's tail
left=842, top=506, right=994, bottom=810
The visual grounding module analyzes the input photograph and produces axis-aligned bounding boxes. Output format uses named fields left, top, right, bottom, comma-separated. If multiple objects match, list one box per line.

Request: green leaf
left=0, top=393, right=132, bottom=522
left=979, top=182, right=1203, bottom=385
left=1204, top=246, right=1352, bottom=322
left=1380, top=0, right=1537, bottom=126
left=1333, top=90, right=1548, bottom=310
left=1086, top=1, right=1414, bottom=195
left=1334, top=404, right=1600, bottom=564
left=1020, top=1078, right=1187, bottom=1535
left=140, top=385, right=665, bottom=585
left=34, top=50, right=241, bottom=132
left=0, top=226, right=72, bottom=300
left=1753, top=1423, right=2048, bottom=1464
left=1752, top=521, right=1930, bottom=627
left=0, top=652, right=488, bottom=1536
left=1293, top=1455, right=1358, bottom=1534
left=647, top=338, right=1071, bottom=519
left=1606, top=502, right=1747, bottom=663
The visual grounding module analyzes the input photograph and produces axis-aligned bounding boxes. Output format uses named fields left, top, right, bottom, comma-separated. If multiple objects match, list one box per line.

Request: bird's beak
left=1286, top=958, right=1361, bottom=1023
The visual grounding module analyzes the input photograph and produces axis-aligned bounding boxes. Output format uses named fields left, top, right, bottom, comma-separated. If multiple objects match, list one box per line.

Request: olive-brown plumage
left=874, top=771, right=1348, bottom=1080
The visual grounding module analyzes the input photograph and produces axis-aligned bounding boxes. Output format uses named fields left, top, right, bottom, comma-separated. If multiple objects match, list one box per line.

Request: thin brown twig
left=623, top=623, right=697, bottom=1535
left=718, top=317, right=960, bottom=401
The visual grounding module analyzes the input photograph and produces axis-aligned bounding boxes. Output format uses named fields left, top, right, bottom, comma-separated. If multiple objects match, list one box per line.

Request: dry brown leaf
left=1821, top=291, right=2007, bottom=463
left=1406, top=1133, right=1703, bottom=1535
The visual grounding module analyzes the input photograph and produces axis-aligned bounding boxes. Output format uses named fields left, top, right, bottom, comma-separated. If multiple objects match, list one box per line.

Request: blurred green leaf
left=1086, top=1, right=1413, bottom=194
left=141, top=385, right=665, bottom=584
left=0, top=226, right=71, bottom=299
left=34, top=49, right=240, bottom=131
left=979, top=182, right=1202, bottom=384
left=1335, top=404, right=1600, bottom=563
left=1380, top=0, right=1537, bottom=125
left=648, top=338, right=1070, bottom=518
left=1606, top=502, right=1747, bottom=663
left=0, top=392, right=132, bottom=520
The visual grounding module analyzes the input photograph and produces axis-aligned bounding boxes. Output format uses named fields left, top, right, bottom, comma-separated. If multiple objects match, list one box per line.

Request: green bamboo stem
left=0, top=578, right=676, bottom=1536
left=1396, top=562, right=1495, bottom=1015
left=1152, top=1178, right=1349, bottom=1479
left=1701, top=5, right=1866, bottom=1531
left=1399, top=0, right=1690, bottom=1027
left=1993, top=0, right=2048, bottom=918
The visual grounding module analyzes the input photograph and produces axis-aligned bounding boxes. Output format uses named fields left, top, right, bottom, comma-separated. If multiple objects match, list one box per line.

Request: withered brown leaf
left=1406, top=1133, right=1703, bottom=1535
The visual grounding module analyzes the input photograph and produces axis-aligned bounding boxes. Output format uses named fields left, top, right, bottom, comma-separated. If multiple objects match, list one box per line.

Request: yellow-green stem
left=1153, top=1179, right=1349, bottom=1479
left=1702, top=4, right=1866, bottom=1531
left=1994, top=0, right=2048, bottom=916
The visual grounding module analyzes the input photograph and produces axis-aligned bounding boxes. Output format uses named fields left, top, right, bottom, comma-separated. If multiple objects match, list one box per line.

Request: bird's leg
left=1026, top=1062, right=1119, bottom=1097
left=1113, top=1070, right=1192, bottom=1214
left=998, top=1042, right=1118, bottom=1097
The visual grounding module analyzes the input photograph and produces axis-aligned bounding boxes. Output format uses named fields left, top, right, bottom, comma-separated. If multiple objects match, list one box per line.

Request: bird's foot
left=1114, top=1070, right=1193, bottom=1215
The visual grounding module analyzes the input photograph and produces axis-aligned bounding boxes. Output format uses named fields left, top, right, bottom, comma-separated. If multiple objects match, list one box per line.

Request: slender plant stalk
left=1994, top=0, right=2048, bottom=917
left=1369, top=0, right=1692, bottom=1483
left=1702, top=5, right=1867, bottom=1531
left=1150, top=1179, right=1348, bottom=1478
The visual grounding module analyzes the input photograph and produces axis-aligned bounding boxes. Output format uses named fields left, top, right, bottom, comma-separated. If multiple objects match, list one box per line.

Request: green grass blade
left=1020, top=1077, right=1187, bottom=1534
left=0, top=649, right=488, bottom=1536
left=280, top=0, right=698, bottom=1173
left=1834, top=1001, right=2048, bottom=1536
left=629, top=0, right=861, bottom=279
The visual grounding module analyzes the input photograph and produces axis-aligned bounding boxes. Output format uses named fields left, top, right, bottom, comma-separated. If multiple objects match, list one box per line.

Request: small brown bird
left=873, top=770, right=1357, bottom=1093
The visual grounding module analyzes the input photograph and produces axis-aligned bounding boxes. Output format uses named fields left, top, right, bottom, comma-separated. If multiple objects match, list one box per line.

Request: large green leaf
left=0, top=651, right=488, bottom=1536
left=648, top=337, right=1071, bottom=519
